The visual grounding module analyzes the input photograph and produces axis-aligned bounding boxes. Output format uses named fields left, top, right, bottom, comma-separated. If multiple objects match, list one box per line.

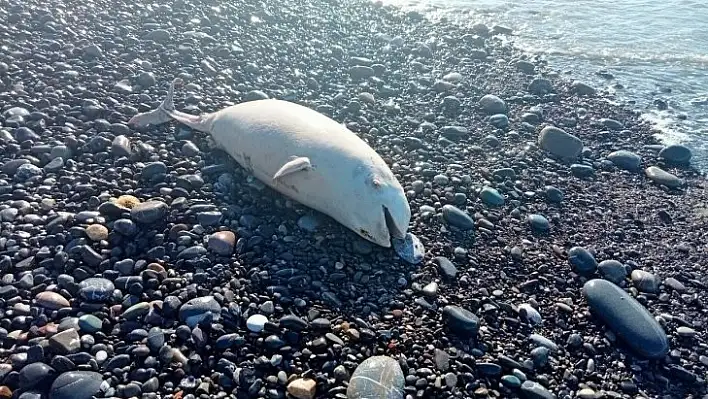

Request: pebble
left=392, top=232, right=425, bottom=264
left=442, top=305, right=479, bottom=337
left=583, top=279, right=669, bottom=359
left=78, top=314, right=103, bottom=333
left=528, top=214, right=550, bottom=232
left=520, top=380, right=556, bottom=399
left=597, top=260, right=627, bottom=284
left=347, top=356, right=404, bottom=399
left=131, top=200, right=168, bottom=223
left=85, top=224, right=108, bottom=241
left=441, top=204, right=475, bottom=230
left=568, top=246, right=597, bottom=274
left=645, top=166, right=683, bottom=188
left=35, top=291, right=70, bottom=310
left=49, top=371, right=104, bottom=399
left=607, top=150, right=641, bottom=171
left=287, top=378, right=317, bottom=399
left=179, top=296, right=221, bottom=328
left=48, top=328, right=81, bottom=354
left=479, top=94, right=507, bottom=114
left=658, top=144, right=692, bottom=164
left=480, top=186, right=505, bottom=206
left=19, top=362, right=55, bottom=390
left=208, top=231, right=236, bottom=255
left=247, top=314, right=269, bottom=333
left=79, top=278, right=115, bottom=302
left=434, top=256, right=458, bottom=280
left=630, top=270, right=660, bottom=293
left=538, top=126, right=583, bottom=159
left=518, top=303, right=543, bottom=325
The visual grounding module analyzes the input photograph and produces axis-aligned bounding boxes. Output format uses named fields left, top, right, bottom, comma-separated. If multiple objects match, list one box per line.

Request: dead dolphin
left=129, top=79, right=423, bottom=261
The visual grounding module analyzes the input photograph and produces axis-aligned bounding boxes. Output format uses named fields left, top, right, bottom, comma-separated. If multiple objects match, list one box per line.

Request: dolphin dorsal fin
left=272, top=156, right=312, bottom=181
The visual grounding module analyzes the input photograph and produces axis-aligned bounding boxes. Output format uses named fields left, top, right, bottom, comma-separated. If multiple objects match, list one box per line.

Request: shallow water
left=382, top=0, right=708, bottom=170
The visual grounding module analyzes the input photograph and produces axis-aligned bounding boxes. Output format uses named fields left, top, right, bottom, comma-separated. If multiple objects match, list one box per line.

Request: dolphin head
left=349, top=167, right=411, bottom=248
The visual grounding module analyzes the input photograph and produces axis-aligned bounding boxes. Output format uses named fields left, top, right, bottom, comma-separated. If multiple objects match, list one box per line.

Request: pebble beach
left=1, top=0, right=708, bottom=398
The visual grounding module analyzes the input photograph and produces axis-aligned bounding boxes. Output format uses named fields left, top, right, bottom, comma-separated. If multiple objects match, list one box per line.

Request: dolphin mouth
left=383, top=206, right=406, bottom=240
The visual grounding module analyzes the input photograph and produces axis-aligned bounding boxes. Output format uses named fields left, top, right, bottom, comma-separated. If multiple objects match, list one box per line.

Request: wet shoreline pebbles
left=1, top=0, right=707, bottom=398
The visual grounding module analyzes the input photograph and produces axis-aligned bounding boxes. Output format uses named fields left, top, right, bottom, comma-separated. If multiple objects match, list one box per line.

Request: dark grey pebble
left=434, top=256, right=458, bottom=280
left=19, top=362, right=56, bottom=390
left=279, top=315, right=309, bottom=331
left=583, top=279, right=669, bottom=359
left=479, top=94, right=507, bottom=115
left=631, top=270, right=660, bottom=293
left=544, top=186, right=564, bottom=203
left=179, top=296, right=221, bottom=328
left=442, top=305, right=479, bottom=337
left=571, top=81, right=596, bottom=95
left=79, top=277, right=115, bottom=302
left=597, top=260, right=627, bottom=284
left=607, top=150, right=641, bottom=171
left=570, top=163, right=595, bottom=178
left=658, top=144, right=692, bottom=164
left=441, top=204, right=475, bottom=230
left=568, top=246, right=597, bottom=274
left=49, top=370, right=104, bottom=399
left=528, top=214, right=550, bottom=232
left=131, top=201, right=168, bottom=224
left=520, top=380, right=556, bottom=399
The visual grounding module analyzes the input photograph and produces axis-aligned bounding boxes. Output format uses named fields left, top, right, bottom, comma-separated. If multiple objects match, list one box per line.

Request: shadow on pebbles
left=0, top=0, right=707, bottom=398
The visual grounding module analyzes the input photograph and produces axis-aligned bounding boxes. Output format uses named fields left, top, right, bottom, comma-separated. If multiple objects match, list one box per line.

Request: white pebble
left=246, top=314, right=269, bottom=333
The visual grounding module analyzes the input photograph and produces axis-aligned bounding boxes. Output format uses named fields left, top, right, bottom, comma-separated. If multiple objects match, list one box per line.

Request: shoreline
left=1, top=0, right=708, bottom=398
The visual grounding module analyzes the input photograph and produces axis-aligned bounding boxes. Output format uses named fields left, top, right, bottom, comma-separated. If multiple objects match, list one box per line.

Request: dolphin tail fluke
left=127, top=78, right=209, bottom=132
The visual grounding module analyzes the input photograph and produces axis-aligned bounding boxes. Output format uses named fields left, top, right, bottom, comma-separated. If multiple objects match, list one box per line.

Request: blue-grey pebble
left=583, top=279, right=669, bottom=359
left=568, top=246, right=597, bottom=274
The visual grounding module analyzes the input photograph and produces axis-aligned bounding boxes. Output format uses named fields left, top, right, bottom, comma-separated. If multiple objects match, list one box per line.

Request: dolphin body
left=129, top=79, right=422, bottom=260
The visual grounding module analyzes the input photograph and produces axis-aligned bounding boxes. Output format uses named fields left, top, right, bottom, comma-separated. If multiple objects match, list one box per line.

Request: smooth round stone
left=19, top=362, right=56, bottom=390
left=79, top=278, right=115, bottom=302
left=607, top=150, right=641, bottom=171
left=538, top=126, right=583, bottom=159
left=122, top=302, right=150, bottom=320
left=279, top=315, right=309, bottom=331
left=645, top=166, right=683, bottom=188
left=598, top=260, right=627, bottom=284
left=568, top=246, right=597, bottom=274
left=130, top=201, right=168, bottom=224
left=528, top=214, right=550, bottom=231
left=480, top=186, right=504, bottom=206
left=570, top=163, right=595, bottom=178
left=501, top=375, right=521, bottom=388
left=113, top=219, right=137, bottom=236
left=297, top=215, right=320, bottom=232
left=16, top=164, right=43, bottom=181
left=489, top=114, right=509, bottom=128
left=208, top=231, right=236, bottom=256
left=520, top=380, right=555, bottom=399
left=583, top=279, right=669, bottom=359
left=479, top=94, right=507, bottom=115
left=434, top=256, right=458, bottom=280
left=529, top=334, right=559, bottom=352
left=246, top=314, right=269, bottom=333
left=631, top=270, right=660, bottom=294
left=544, top=186, right=564, bottom=203
left=518, top=304, right=542, bottom=325
left=347, top=356, right=404, bottom=399
left=85, top=224, right=108, bottom=241
left=441, top=205, right=475, bottom=230
left=601, top=118, right=624, bottom=130
left=179, top=296, right=221, bottom=328
left=433, top=174, right=449, bottom=185
left=49, top=371, right=104, bottom=399
left=477, top=362, right=502, bottom=376
left=658, top=144, right=692, bottom=164
left=78, top=315, right=102, bottom=333
left=442, top=305, right=479, bottom=337
left=392, top=232, right=425, bottom=264
left=677, top=326, right=697, bottom=338
left=35, top=291, right=70, bottom=310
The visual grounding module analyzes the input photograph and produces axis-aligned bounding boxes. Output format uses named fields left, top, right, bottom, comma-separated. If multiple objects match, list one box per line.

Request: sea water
left=382, top=0, right=708, bottom=169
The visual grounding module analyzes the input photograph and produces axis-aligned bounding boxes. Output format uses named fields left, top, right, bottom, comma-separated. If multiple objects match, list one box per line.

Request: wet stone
left=442, top=305, right=479, bottom=337
left=520, top=380, right=556, bottom=399
left=208, top=231, right=236, bottom=255
left=631, top=270, right=660, bottom=293
left=607, top=150, right=641, bottom=171
left=346, top=356, right=404, bottom=399
left=131, top=201, right=168, bottom=224
left=49, top=371, right=104, bottom=399
left=392, top=232, right=425, bottom=264
left=36, top=291, right=70, bottom=310
left=442, top=204, right=475, bottom=230
left=645, top=166, right=683, bottom=188
left=568, top=246, right=597, bottom=274
left=19, top=362, right=56, bottom=390
left=598, top=260, right=627, bottom=284
left=538, top=126, right=583, bottom=159
left=658, top=144, right=692, bottom=164
left=77, top=315, right=102, bottom=333
left=583, top=279, right=669, bottom=359
left=480, top=186, right=504, bottom=206
left=434, top=256, right=458, bottom=280
left=179, top=296, right=221, bottom=328
left=79, top=278, right=114, bottom=302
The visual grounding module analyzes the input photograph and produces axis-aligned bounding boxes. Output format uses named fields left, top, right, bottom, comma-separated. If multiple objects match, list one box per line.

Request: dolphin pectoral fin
left=272, top=157, right=312, bottom=181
